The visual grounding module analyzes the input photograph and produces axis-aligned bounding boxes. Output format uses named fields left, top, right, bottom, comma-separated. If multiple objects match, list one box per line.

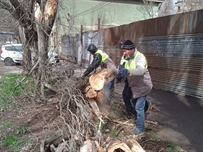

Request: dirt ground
left=0, top=91, right=168, bottom=152
left=0, top=61, right=200, bottom=152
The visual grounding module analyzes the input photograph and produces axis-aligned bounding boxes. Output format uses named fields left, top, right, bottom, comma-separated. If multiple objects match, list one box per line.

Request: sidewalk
left=115, top=82, right=203, bottom=152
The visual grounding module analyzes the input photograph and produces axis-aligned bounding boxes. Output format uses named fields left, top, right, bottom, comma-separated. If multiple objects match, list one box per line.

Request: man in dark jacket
left=117, top=40, right=152, bottom=135
left=82, top=44, right=117, bottom=104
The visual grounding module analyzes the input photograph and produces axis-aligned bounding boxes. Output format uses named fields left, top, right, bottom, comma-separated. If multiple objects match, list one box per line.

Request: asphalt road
left=115, top=83, right=203, bottom=152
left=0, top=61, right=22, bottom=80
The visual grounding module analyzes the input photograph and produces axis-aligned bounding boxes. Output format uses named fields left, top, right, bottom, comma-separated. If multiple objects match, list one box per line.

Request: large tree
left=0, top=0, right=58, bottom=96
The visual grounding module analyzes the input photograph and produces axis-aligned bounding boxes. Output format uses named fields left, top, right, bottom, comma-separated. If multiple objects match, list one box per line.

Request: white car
left=48, top=51, right=59, bottom=64
left=0, top=44, right=23, bottom=66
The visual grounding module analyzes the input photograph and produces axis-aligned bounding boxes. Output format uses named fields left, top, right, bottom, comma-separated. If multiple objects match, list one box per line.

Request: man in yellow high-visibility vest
left=82, top=44, right=117, bottom=105
left=117, top=40, right=153, bottom=135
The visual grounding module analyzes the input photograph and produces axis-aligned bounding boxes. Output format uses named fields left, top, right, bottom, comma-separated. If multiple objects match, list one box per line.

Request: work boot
left=131, top=128, right=144, bottom=135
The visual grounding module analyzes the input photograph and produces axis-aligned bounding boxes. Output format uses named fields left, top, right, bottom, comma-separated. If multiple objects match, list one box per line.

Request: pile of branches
left=39, top=63, right=102, bottom=152
left=39, top=63, right=146, bottom=152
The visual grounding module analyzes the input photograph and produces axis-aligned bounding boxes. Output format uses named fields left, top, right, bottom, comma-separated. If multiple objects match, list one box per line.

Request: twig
left=13, top=60, right=39, bottom=94
left=103, top=115, right=134, bottom=126
left=145, top=120, right=158, bottom=125
left=151, top=104, right=161, bottom=112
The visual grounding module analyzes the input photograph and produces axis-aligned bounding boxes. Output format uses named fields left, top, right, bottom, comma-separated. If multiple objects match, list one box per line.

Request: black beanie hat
left=87, top=44, right=98, bottom=54
left=122, top=40, right=136, bottom=50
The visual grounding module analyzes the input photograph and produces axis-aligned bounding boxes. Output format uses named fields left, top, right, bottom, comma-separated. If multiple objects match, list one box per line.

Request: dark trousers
left=122, top=82, right=149, bottom=117
left=104, top=79, right=115, bottom=105
left=122, top=82, right=134, bottom=114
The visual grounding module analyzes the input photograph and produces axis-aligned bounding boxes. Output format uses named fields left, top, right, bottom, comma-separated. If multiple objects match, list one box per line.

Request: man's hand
left=118, top=68, right=128, bottom=77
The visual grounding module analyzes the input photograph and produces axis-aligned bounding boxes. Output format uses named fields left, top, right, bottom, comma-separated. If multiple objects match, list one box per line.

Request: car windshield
left=5, top=45, right=23, bottom=52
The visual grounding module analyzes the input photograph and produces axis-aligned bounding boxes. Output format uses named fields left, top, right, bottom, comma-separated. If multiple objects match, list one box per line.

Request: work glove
left=117, top=68, right=128, bottom=77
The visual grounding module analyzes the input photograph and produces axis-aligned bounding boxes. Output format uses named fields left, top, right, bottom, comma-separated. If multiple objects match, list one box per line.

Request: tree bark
left=35, top=0, right=58, bottom=96
left=0, top=0, right=58, bottom=96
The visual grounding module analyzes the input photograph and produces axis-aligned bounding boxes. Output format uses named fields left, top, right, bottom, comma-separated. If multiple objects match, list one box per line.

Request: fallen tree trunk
left=84, top=68, right=115, bottom=102
left=89, top=68, right=115, bottom=91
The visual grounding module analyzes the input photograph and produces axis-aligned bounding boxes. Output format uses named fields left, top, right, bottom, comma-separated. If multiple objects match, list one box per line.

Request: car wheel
left=4, top=57, right=14, bottom=66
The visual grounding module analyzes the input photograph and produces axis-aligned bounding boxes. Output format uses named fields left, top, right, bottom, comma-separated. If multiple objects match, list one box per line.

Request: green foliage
left=1, top=135, right=29, bottom=152
left=84, top=76, right=89, bottom=83
left=14, top=109, right=19, bottom=114
left=15, top=125, right=27, bottom=135
left=101, top=123, right=108, bottom=131
left=0, top=122, right=29, bottom=151
left=109, top=129, right=117, bottom=138
left=2, top=122, right=13, bottom=128
left=1, top=74, right=23, bottom=96
left=95, top=120, right=109, bottom=132
left=166, top=140, right=182, bottom=152
left=0, top=74, right=35, bottom=96
left=0, top=74, right=35, bottom=112
left=150, top=133, right=158, bottom=140
left=117, top=132, right=124, bottom=137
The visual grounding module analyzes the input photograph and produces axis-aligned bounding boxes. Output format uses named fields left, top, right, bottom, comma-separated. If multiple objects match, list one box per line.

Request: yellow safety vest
left=95, top=50, right=109, bottom=62
left=124, top=51, right=148, bottom=69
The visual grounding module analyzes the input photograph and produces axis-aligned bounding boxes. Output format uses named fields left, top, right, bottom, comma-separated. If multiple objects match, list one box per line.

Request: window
left=5, top=45, right=23, bottom=52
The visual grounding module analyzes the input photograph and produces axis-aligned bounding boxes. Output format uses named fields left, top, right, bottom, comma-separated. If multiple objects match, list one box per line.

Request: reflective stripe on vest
left=124, top=51, right=148, bottom=69
left=95, top=50, right=109, bottom=62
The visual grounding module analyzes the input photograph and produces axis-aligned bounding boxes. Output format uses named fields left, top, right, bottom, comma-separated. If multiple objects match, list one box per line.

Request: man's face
left=123, top=49, right=134, bottom=58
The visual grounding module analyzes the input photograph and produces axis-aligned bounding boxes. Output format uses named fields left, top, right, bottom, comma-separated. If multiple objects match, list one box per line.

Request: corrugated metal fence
left=61, top=9, right=203, bottom=99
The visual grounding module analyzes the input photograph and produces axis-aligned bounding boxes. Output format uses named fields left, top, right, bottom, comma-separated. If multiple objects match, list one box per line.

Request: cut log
left=84, top=68, right=115, bottom=100
left=94, top=91, right=103, bottom=102
left=86, top=88, right=97, bottom=99
left=126, top=139, right=146, bottom=152
left=106, top=141, right=132, bottom=152
left=84, top=85, right=92, bottom=93
left=106, top=139, right=145, bottom=152
left=89, top=68, right=115, bottom=91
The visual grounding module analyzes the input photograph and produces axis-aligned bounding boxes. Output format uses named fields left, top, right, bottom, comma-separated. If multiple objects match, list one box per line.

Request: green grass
left=0, top=73, right=35, bottom=96
left=0, top=122, right=30, bottom=152
left=0, top=74, right=23, bottom=96
left=0, top=74, right=35, bottom=112
left=2, top=122, right=13, bottom=128
left=166, top=140, right=182, bottom=152
left=150, top=133, right=158, bottom=140
left=1, top=135, right=30, bottom=152
left=109, top=129, right=117, bottom=138
left=15, top=125, right=27, bottom=135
